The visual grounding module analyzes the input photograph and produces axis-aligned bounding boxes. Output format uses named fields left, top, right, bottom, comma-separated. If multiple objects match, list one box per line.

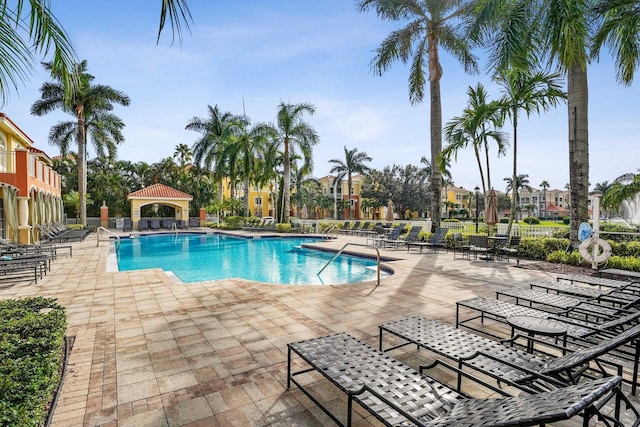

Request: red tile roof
left=127, top=183, right=193, bottom=200
left=545, top=204, right=566, bottom=211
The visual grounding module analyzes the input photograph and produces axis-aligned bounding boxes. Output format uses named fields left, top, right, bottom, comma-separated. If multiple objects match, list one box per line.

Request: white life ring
left=579, top=238, right=612, bottom=264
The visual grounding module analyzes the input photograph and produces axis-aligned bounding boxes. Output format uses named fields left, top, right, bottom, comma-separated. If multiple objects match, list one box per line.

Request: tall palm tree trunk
left=507, top=109, right=518, bottom=235
left=568, top=64, right=589, bottom=248
left=282, top=140, right=291, bottom=223
left=77, top=106, right=87, bottom=227
left=347, top=173, right=353, bottom=219
left=430, top=78, right=442, bottom=232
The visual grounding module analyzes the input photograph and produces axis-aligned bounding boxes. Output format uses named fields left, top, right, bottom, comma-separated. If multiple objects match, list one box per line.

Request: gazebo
left=127, top=183, right=193, bottom=230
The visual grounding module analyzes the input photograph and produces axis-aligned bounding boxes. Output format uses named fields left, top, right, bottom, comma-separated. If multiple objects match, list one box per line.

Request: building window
left=254, top=196, right=263, bottom=205
left=0, top=135, right=6, bottom=172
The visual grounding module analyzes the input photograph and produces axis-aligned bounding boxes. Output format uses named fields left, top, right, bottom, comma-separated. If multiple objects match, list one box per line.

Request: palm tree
left=494, top=67, right=565, bottom=234
left=31, top=60, right=130, bottom=226
left=504, top=173, right=531, bottom=222
left=0, top=1, right=191, bottom=106
left=602, top=172, right=640, bottom=211
left=442, top=83, right=508, bottom=196
left=187, top=105, right=237, bottom=201
left=273, top=101, right=319, bottom=223
left=474, top=0, right=594, bottom=248
left=592, top=0, right=640, bottom=86
left=357, top=0, right=479, bottom=232
left=328, top=146, right=372, bottom=219
left=173, top=143, right=192, bottom=169
left=539, top=179, right=550, bottom=219
left=224, top=117, right=273, bottom=216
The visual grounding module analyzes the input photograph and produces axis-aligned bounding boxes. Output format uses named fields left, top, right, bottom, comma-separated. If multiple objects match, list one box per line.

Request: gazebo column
left=100, top=201, right=109, bottom=228
left=199, top=208, right=206, bottom=227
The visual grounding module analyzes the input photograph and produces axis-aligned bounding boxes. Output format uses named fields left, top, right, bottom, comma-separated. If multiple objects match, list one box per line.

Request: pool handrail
left=96, top=227, right=120, bottom=252
left=317, top=243, right=381, bottom=286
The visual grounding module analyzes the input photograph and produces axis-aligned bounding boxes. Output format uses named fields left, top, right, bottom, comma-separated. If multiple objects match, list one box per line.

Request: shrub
left=276, top=223, right=292, bottom=233
left=0, top=298, right=66, bottom=427
left=442, top=218, right=460, bottom=223
left=562, top=216, right=570, bottom=225
left=523, top=216, right=540, bottom=225
left=519, top=237, right=570, bottom=260
left=546, top=250, right=584, bottom=265
left=221, top=216, right=244, bottom=229
left=607, top=255, right=640, bottom=271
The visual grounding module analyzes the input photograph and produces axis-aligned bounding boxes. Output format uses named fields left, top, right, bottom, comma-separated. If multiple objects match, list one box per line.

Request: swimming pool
left=115, top=233, right=388, bottom=285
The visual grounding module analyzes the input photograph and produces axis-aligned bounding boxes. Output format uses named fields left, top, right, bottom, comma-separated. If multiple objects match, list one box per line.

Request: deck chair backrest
left=404, top=226, right=423, bottom=242
left=387, top=225, right=404, bottom=240
left=542, top=323, right=640, bottom=375
left=468, top=234, right=487, bottom=247
left=508, top=235, right=521, bottom=247
left=430, top=227, right=449, bottom=244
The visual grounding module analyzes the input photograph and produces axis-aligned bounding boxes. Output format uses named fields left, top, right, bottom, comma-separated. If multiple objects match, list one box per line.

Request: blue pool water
left=116, top=233, right=384, bottom=285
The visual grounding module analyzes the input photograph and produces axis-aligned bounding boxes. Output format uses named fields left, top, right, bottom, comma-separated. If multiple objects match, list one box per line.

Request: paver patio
left=0, top=231, right=636, bottom=426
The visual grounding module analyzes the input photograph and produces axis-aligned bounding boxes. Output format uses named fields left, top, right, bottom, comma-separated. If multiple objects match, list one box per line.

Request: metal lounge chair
left=498, top=235, right=521, bottom=263
left=406, top=227, right=449, bottom=253
left=382, top=225, right=422, bottom=250
left=138, top=219, right=149, bottom=231
left=371, top=225, right=404, bottom=247
left=496, top=287, right=639, bottom=321
left=149, top=219, right=161, bottom=230
left=467, top=234, right=489, bottom=260
left=456, top=296, right=640, bottom=339
left=380, top=315, right=640, bottom=396
left=530, top=280, right=640, bottom=302
left=287, top=332, right=632, bottom=427
left=557, top=273, right=637, bottom=289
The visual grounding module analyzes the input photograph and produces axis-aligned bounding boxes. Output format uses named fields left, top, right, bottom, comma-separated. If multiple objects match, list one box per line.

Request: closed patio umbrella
left=385, top=200, right=395, bottom=224
left=485, top=189, right=499, bottom=235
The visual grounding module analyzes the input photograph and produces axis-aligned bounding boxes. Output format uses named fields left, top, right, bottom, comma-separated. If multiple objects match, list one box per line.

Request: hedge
left=0, top=297, right=66, bottom=427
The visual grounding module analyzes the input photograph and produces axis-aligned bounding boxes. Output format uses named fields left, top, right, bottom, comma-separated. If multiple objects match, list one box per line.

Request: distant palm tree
left=173, top=143, right=192, bottom=169
left=442, top=83, right=508, bottom=196
left=31, top=60, right=130, bottom=226
left=186, top=105, right=237, bottom=201
left=273, top=102, right=319, bottom=223
left=357, top=0, right=479, bottom=232
left=539, top=180, right=550, bottom=219
left=329, top=146, right=372, bottom=219
left=602, top=171, right=640, bottom=212
left=504, top=174, right=532, bottom=222
left=494, top=67, right=565, bottom=233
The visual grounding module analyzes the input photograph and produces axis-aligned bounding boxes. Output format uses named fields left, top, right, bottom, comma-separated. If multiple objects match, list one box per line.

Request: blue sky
left=3, top=1, right=638, bottom=193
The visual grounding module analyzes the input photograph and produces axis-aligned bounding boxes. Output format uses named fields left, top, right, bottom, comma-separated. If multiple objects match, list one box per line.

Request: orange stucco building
left=0, top=113, right=63, bottom=243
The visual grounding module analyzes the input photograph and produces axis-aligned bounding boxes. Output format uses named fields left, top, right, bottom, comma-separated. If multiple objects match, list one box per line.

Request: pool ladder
left=317, top=243, right=381, bottom=286
left=96, top=227, right=121, bottom=252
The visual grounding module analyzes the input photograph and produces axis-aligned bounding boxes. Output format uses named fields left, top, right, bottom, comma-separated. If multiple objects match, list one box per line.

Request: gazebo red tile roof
left=127, top=183, right=192, bottom=200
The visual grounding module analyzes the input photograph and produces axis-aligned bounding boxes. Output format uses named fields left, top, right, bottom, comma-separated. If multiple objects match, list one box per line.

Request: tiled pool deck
left=0, top=231, right=636, bottom=426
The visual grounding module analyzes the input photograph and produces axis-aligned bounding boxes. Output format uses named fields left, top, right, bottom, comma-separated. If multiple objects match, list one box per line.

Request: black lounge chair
left=0, top=253, right=50, bottom=284
left=498, top=235, right=521, bottom=263
left=149, top=219, right=160, bottom=230
left=558, top=273, right=637, bottom=289
left=370, top=225, right=404, bottom=247
left=456, top=296, right=639, bottom=341
left=382, top=225, right=422, bottom=250
left=406, top=227, right=449, bottom=253
left=530, top=280, right=640, bottom=302
left=188, top=218, right=200, bottom=228
left=287, top=332, right=632, bottom=427
left=380, top=315, right=640, bottom=396
left=122, top=218, right=133, bottom=232
left=138, top=219, right=149, bottom=231
left=466, top=234, right=490, bottom=260
left=496, top=287, right=639, bottom=321
left=1, top=238, right=71, bottom=259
